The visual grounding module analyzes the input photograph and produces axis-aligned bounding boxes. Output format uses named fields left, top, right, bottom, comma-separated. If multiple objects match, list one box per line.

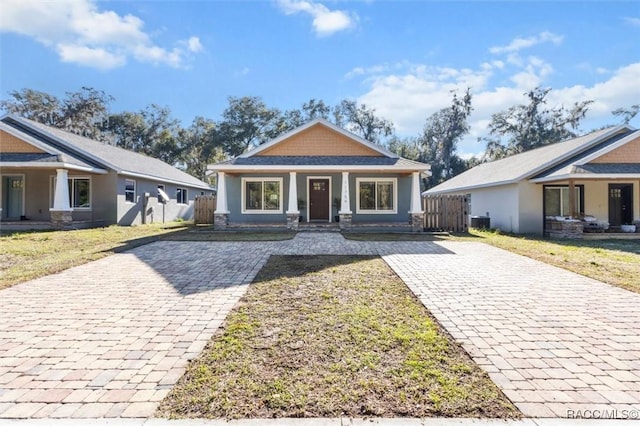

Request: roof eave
left=0, top=162, right=109, bottom=174
left=530, top=173, right=640, bottom=183
left=118, top=170, right=212, bottom=190
left=423, top=179, right=519, bottom=195
left=573, top=128, right=639, bottom=166
left=207, top=164, right=429, bottom=173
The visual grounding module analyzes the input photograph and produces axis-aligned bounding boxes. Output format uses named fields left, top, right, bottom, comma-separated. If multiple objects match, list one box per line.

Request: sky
left=1, top=0, right=639, bottom=157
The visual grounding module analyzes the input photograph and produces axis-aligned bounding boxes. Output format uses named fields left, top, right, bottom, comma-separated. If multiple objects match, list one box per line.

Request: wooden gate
left=194, top=195, right=216, bottom=225
left=423, top=194, right=470, bottom=232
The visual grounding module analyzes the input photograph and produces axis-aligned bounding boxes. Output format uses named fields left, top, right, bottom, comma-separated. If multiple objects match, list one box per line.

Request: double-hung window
left=124, top=179, right=136, bottom=203
left=50, top=176, right=91, bottom=209
left=356, top=178, right=397, bottom=214
left=177, top=188, right=188, bottom=204
left=242, top=178, right=282, bottom=214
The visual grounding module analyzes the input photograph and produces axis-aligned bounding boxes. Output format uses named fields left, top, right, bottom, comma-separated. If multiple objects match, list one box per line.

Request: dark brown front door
left=609, top=183, right=633, bottom=227
left=309, top=178, right=330, bottom=221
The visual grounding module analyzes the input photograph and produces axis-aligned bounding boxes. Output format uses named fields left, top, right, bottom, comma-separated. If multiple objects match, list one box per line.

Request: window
left=50, top=176, right=91, bottom=209
left=177, top=187, right=188, bottom=204
left=157, top=184, right=168, bottom=203
left=242, top=178, right=283, bottom=213
left=544, top=186, right=583, bottom=217
left=125, top=179, right=136, bottom=203
left=356, top=178, right=397, bottom=214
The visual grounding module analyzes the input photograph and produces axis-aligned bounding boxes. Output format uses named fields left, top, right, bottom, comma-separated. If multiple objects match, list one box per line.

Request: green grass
left=0, top=222, right=188, bottom=290
left=455, top=230, right=640, bottom=294
left=157, top=255, right=519, bottom=419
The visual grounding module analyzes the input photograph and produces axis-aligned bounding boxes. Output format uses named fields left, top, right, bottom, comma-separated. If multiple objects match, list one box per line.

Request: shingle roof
left=225, top=156, right=421, bottom=167
left=425, top=126, right=636, bottom=194
left=1, top=116, right=211, bottom=189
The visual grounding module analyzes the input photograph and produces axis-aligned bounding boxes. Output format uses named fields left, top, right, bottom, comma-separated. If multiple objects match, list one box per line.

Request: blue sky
left=1, top=0, right=639, bottom=156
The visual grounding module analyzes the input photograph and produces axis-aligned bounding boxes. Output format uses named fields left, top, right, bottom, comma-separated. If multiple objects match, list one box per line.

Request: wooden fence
left=194, top=195, right=216, bottom=225
left=423, top=194, right=470, bottom=232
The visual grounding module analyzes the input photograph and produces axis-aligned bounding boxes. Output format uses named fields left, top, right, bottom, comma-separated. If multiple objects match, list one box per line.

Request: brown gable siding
left=0, top=130, right=46, bottom=153
left=257, top=124, right=383, bottom=157
left=590, top=135, right=640, bottom=164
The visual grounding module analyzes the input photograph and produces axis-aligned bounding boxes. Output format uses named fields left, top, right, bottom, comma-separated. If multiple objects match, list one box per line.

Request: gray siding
left=116, top=176, right=211, bottom=225
left=224, top=172, right=412, bottom=224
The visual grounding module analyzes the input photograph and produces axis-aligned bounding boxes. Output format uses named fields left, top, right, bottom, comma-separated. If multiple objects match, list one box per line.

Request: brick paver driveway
left=1, top=233, right=638, bottom=419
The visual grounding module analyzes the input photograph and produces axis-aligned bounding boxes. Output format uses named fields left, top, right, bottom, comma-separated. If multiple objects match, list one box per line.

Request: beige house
left=208, top=119, right=431, bottom=231
left=0, top=115, right=212, bottom=230
left=425, top=125, right=640, bottom=236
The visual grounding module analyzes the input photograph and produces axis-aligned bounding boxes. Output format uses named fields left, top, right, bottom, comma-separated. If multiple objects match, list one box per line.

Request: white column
left=409, top=171, right=424, bottom=214
left=50, top=168, right=71, bottom=211
left=214, top=172, right=229, bottom=214
left=286, top=172, right=299, bottom=214
left=339, top=171, right=352, bottom=214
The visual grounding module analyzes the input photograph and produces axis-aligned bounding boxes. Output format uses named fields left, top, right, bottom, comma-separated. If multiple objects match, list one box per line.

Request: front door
left=308, top=178, right=330, bottom=221
left=3, top=176, right=24, bottom=219
left=609, top=183, right=633, bottom=227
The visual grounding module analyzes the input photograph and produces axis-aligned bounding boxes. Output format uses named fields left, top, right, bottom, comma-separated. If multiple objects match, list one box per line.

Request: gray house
left=424, top=125, right=640, bottom=235
left=208, top=119, right=431, bottom=231
left=0, top=115, right=212, bottom=229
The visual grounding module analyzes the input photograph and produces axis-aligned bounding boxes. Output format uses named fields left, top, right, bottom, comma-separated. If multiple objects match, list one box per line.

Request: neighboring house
left=424, top=125, right=640, bottom=235
left=207, top=119, right=431, bottom=231
left=0, top=115, right=212, bottom=229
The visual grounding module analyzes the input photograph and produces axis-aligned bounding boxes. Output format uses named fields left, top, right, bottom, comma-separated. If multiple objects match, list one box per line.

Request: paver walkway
left=1, top=233, right=638, bottom=420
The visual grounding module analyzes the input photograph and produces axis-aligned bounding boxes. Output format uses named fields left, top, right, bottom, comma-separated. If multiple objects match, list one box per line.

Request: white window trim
left=49, top=175, right=92, bottom=211
left=176, top=187, right=188, bottom=205
left=124, top=179, right=136, bottom=204
left=356, top=177, right=398, bottom=214
left=241, top=177, right=284, bottom=214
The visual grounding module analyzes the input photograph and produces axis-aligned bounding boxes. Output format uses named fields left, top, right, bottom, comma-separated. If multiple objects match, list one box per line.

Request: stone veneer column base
left=50, top=210, right=73, bottom=229
left=339, top=213, right=352, bottom=230
left=214, top=213, right=229, bottom=230
left=410, top=212, right=424, bottom=233
left=286, top=213, right=300, bottom=230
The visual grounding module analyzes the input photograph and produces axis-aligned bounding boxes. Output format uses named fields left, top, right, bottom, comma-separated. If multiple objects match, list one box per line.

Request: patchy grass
left=158, top=255, right=519, bottom=419
left=456, top=230, right=640, bottom=294
left=0, top=222, right=188, bottom=290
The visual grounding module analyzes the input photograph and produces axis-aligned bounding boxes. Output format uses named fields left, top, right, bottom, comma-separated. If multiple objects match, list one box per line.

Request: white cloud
left=276, top=0, right=357, bottom=37
left=489, top=31, right=564, bottom=54
left=353, top=52, right=640, bottom=156
left=624, top=17, right=640, bottom=26
left=0, top=0, right=202, bottom=70
left=186, top=36, right=203, bottom=53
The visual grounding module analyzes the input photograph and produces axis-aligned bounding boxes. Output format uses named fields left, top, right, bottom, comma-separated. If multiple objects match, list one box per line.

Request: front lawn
left=0, top=222, right=188, bottom=290
left=158, top=255, right=519, bottom=419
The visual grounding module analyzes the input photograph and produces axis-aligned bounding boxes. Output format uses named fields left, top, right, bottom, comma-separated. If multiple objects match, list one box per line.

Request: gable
left=589, top=134, right=640, bottom=164
left=256, top=123, right=383, bottom=157
left=0, top=130, right=46, bottom=154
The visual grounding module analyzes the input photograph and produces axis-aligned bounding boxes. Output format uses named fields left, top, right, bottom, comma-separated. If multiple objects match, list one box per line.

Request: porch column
left=50, top=168, right=73, bottom=228
left=409, top=171, right=424, bottom=232
left=339, top=171, right=352, bottom=230
left=286, top=172, right=300, bottom=230
left=214, top=172, right=229, bottom=230
left=568, top=179, right=576, bottom=218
